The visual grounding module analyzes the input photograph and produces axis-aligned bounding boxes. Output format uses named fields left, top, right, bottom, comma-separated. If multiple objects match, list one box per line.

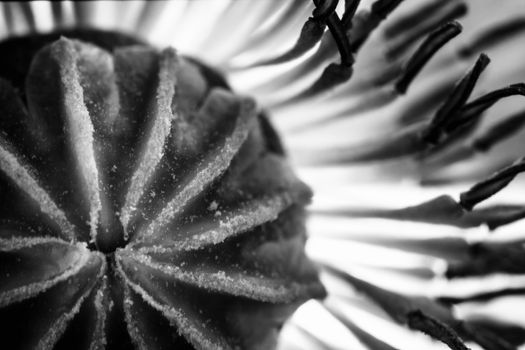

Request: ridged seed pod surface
left=0, top=33, right=325, bottom=350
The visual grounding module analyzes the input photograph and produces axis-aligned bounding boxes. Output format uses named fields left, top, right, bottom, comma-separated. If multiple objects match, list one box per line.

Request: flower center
left=91, top=221, right=127, bottom=254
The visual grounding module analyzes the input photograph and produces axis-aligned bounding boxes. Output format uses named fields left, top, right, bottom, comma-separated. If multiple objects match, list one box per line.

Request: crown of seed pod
left=0, top=31, right=325, bottom=350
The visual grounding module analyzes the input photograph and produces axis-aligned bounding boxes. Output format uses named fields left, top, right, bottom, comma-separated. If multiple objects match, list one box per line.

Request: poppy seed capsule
left=0, top=32, right=325, bottom=350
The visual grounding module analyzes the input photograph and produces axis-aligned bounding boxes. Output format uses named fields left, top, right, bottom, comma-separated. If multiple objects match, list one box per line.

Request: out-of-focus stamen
left=395, top=21, right=462, bottom=94
left=423, top=53, right=490, bottom=145
left=459, top=157, right=525, bottom=211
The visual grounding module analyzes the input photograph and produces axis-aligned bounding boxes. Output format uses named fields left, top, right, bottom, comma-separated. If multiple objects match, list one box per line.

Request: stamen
left=242, top=0, right=359, bottom=104
left=384, top=0, right=455, bottom=39
left=135, top=1, right=171, bottom=35
left=269, top=0, right=355, bottom=101
left=473, top=110, right=525, bottom=152
left=350, top=0, right=406, bottom=52
left=341, top=0, right=361, bottom=28
left=386, top=0, right=467, bottom=59
left=215, top=1, right=288, bottom=64
left=420, top=119, right=480, bottom=164
left=462, top=322, right=516, bottom=350
left=395, top=22, right=462, bottom=94
left=312, top=0, right=353, bottom=66
left=325, top=16, right=354, bottom=67
left=51, top=2, right=65, bottom=27
left=398, top=74, right=457, bottom=124
left=232, top=0, right=307, bottom=63
left=315, top=195, right=525, bottom=231
left=312, top=0, right=339, bottom=20
left=439, top=288, right=525, bottom=305
left=292, top=325, right=335, bottom=350
left=459, top=17, right=525, bottom=57
left=18, top=3, right=36, bottom=31
left=324, top=266, right=472, bottom=344
left=446, top=243, right=525, bottom=278
left=447, top=83, right=525, bottom=132
left=421, top=82, right=525, bottom=168
left=324, top=300, right=400, bottom=350
left=423, top=53, right=490, bottom=145
left=291, top=0, right=406, bottom=100
left=480, top=206, right=525, bottom=231
left=253, top=18, right=326, bottom=67
left=293, top=21, right=463, bottom=131
left=72, top=2, right=95, bottom=27
left=460, top=157, right=525, bottom=210
left=407, top=310, right=469, bottom=350
left=298, top=62, right=353, bottom=99
left=325, top=266, right=517, bottom=349
left=2, top=3, right=15, bottom=35
left=370, top=0, right=404, bottom=20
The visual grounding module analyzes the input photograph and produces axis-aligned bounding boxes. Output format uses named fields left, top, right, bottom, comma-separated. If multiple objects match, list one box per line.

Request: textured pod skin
left=0, top=31, right=325, bottom=350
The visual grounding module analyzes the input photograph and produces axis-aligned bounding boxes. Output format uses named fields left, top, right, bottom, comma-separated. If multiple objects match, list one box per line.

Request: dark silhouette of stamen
left=51, top=2, right=65, bottom=27
left=341, top=0, right=361, bottom=28
left=439, top=288, right=525, bottom=304
left=447, top=84, right=525, bottom=132
left=463, top=322, right=524, bottom=350
left=446, top=243, right=525, bottom=278
left=299, top=62, right=354, bottom=98
left=312, top=0, right=339, bottom=20
left=462, top=323, right=516, bottom=350
left=423, top=53, right=490, bottom=144
left=288, top=0, right=405, bottom=101
left=396, top=21, right=462, bottom=94
left=324, top=13, right=355, bottom=66
left=473, top=109, right=525, bottom=152
left=460, top=157, right=525, bottom=210
left=371, top=0, right=404, bottom=20
left=407, top=310, right=470, bottom=350
left=19, top=3, right=36, bottom=31
left=385, top=1, right=467, bottom=60
left=349, top=0, right=406, bottom=52
left=325, top=301, right=400, bottom=350
left=459, top=17, right=525, bottom=57
left=384, top=0, right=456, bottom=38
left=253, top=18, right=326, bottom=66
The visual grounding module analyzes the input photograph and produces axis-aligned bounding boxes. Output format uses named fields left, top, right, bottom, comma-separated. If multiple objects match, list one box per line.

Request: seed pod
left=0, top=31, right=325, bottom=350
